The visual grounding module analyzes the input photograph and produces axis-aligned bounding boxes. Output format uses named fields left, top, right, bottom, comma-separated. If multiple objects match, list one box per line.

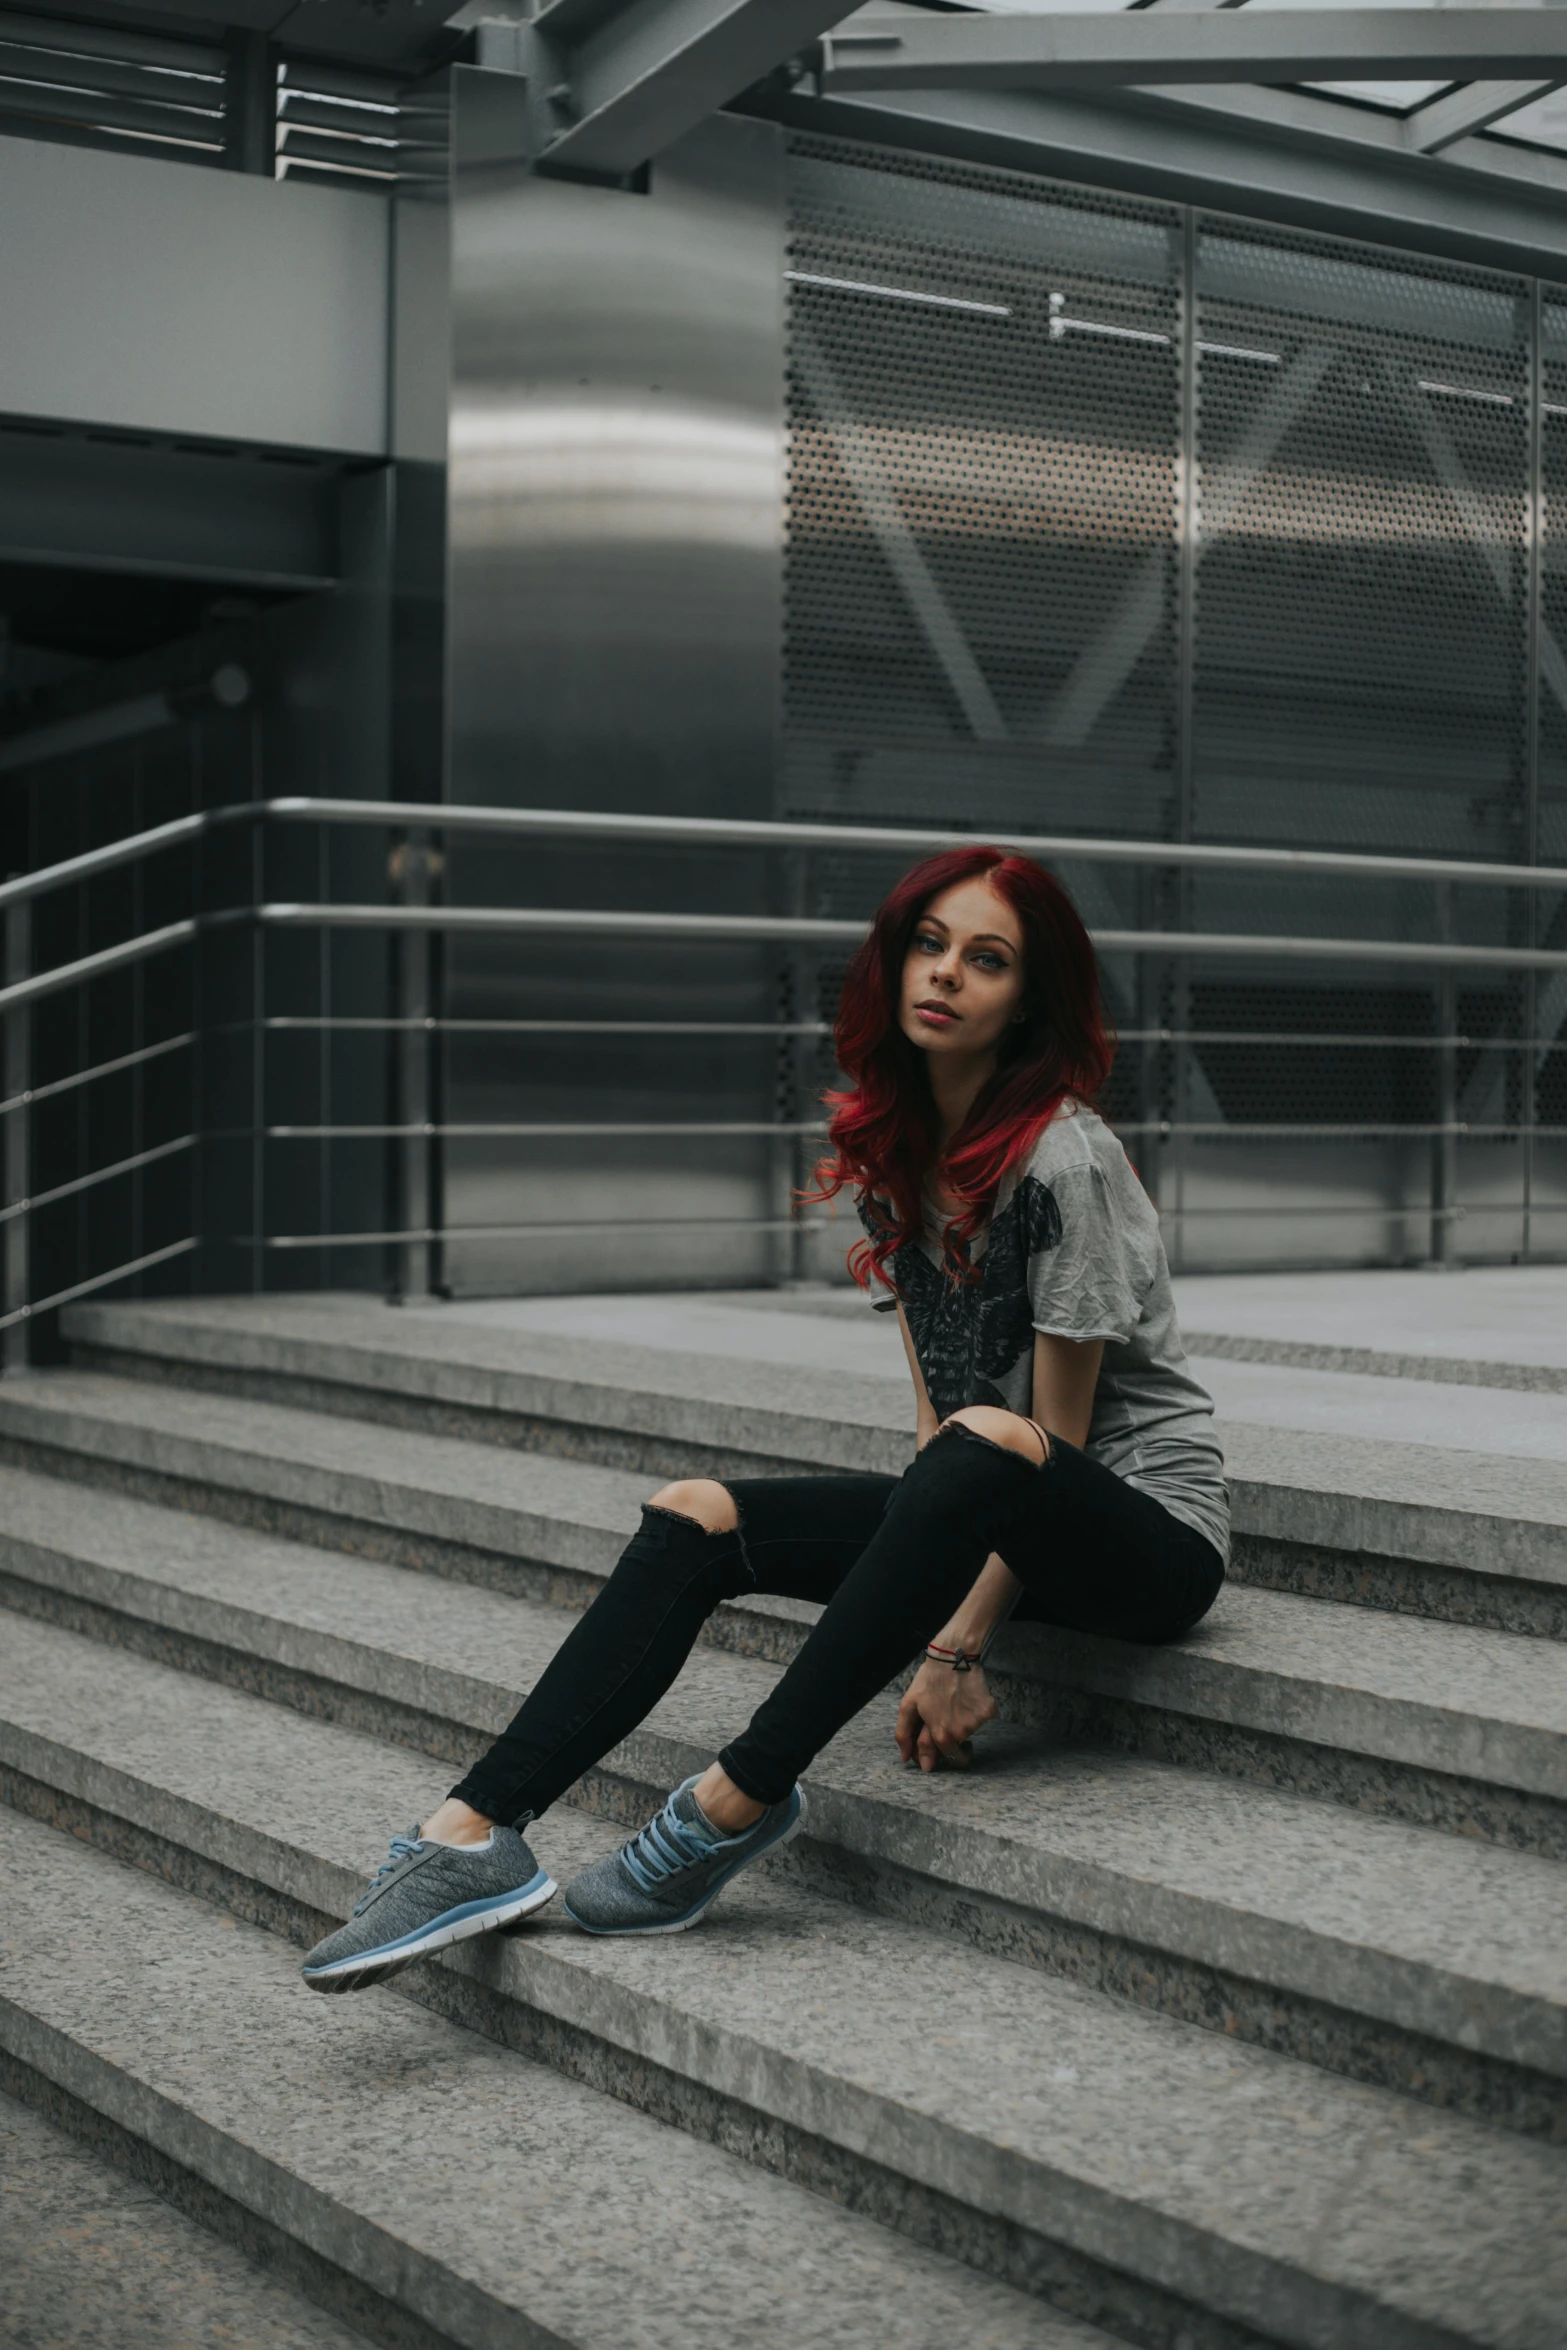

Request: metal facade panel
left=0, top=133, right=390, bottom=454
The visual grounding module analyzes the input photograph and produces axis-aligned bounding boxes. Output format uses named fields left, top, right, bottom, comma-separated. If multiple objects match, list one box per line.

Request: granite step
left=0, top=2087, right=374, bottom=2350
left=3, top=1633, right=1566, bottom=2350
left=60, top=1295, right=1567, bottom=1639
left=2, top=1511, right=1563, bottom=2140
left=0, top=1383, right=1563, bottom=1856
left=0, top=1807, right=1098, bottom=2350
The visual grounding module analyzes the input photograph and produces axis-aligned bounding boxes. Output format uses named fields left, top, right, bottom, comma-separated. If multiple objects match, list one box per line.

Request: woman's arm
left=896, top=1329, right=1105, bottom=1770
left=895, top=1303, right=941, bottom=1450
left=1032, top=1327, right=1104, bottom=1452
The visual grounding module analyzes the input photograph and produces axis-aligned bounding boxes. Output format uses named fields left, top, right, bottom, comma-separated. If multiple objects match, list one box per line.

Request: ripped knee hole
left=646, top=1477, right=739, bottom=1535
left=936, top=1406, right=1050, bottom=1467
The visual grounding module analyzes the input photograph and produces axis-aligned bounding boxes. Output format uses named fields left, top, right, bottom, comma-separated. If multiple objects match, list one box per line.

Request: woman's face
left=898, top=878, right=1027, bottom=1062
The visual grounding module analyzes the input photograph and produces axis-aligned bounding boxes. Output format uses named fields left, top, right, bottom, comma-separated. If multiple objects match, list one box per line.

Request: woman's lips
left=913, top=1002, right=958, bottom=1028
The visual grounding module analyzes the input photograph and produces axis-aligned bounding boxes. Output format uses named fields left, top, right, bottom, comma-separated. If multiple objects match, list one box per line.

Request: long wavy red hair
left=807, top=846, right=1114, bottom=1290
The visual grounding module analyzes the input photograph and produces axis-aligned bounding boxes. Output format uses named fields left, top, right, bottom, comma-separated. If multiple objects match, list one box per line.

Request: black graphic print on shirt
left=861, top=1175, right=1063, bottom=1419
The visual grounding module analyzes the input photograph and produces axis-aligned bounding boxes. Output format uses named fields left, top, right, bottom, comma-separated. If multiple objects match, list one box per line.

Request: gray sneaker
left=301, top=1824, right=555, bottom=1992
left=562, top=1776, right=804, bottom=1936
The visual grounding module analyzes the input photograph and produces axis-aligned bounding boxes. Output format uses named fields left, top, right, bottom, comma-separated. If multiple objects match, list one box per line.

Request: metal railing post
left=773, top=841, right=813, bottom=1286
left=3, top=898, right=29, bottom=1372
left=389, top=829, right=439, bottom=1302
left=1432, top=884, right=1459, bottom=1266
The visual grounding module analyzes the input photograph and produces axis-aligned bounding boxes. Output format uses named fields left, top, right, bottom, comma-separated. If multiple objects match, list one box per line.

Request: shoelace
left=620, top=1795, right=718, bottom=1894
left=354, top=1833, right=423, bottom=1916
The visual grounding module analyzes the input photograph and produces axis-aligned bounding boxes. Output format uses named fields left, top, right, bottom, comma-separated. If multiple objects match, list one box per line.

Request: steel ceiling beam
left=1108, top=74, right=1567, bottom=205
left=770, top=76, right=1567, bottom=282
left=515, top=0, right=854, bottom=175
left=1406, top=77, right=1559, bottom=155
left=1111, top=71, right=1567, bottom=177
left=817, top=11, right=1567, bottom=97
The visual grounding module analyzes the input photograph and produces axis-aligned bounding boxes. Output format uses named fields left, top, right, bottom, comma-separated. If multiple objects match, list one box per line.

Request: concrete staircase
left=0, top=1293, right=1563, bottom=2350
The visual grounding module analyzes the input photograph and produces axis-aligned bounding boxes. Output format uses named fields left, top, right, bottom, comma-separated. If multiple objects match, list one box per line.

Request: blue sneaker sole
left=562, top=1791, right=805, bottom=1937
left=301, top=1868, right=557, bottom=1991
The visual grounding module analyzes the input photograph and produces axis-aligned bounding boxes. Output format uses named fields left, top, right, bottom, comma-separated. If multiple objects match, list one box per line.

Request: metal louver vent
left=0, top=6, right=227, bottom=158
left=275, top=58, right=446, bottom=192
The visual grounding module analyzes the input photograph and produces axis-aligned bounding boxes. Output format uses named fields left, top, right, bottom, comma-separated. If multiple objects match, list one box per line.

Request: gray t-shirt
left=862, top=1104, right=1229, bottom=1563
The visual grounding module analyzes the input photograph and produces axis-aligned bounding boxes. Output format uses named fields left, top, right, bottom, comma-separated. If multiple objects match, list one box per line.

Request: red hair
left=807, top=846, right=1114, bottom=1291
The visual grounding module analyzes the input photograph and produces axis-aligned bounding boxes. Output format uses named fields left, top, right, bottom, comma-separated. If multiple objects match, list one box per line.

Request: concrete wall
left=0, top=136, right=392, bottom=455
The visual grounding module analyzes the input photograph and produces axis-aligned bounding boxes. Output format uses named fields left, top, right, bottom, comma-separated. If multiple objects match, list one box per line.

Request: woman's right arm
left=895, top=1303, right=942, bottom=1450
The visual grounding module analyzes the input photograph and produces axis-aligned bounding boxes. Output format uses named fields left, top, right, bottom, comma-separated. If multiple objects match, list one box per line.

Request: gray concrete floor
left=435, top=1273, right=1567, bottom=1466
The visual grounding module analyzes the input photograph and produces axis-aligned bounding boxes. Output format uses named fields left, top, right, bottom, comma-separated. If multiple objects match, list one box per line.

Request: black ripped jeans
left=449, top=1423, right=1225, bottom=1821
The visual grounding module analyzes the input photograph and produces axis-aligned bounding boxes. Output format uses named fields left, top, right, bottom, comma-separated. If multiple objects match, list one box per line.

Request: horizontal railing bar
left=264, top=1121, right=829, bottom=1140
left=248, top=1218, right=834, bottom=1248
left=6, top=834, right=1567, bottom=1028
left=0, top=811, right=212, bottom=910
left=258, top=903, right=1567, bottom=972
left=256, top=1016, right=833, bottom=1037
left=1114, top=1122, right=1567, bottom=1140
left=243, top=1207, right=1537, bottom=1246
left=262, top=797, right=1567, bottom=895
left=256, top=1118, right=1567, bottom=1144
left=252, top=1018, right=1567, bottom=1050
left=6, top=800, right=1567, bottom=930
left=0, top=919, right=198, bottom=1016
left=13, top=898, right=1567, bottom=1030
left=0, top=1234, right=196, bottom=1330
left=1118, top=1030, right=1567, bottom=1051
left=1155, top=1204, right=1468, bottom=1221
left=0, top=1031, right=195, bottom=1119
left=0, top=1133, right=195, bottom=1225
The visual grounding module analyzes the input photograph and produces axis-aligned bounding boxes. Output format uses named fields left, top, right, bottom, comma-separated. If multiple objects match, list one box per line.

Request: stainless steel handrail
left=257, top=1118, right=1566, bottom=1143
left=252, top=1217, right=835, bottom=1249
left=241, top=1014, right=1563, bottom=1050
left=7, top=793, right=1567, bottom=915
left=266, top=797, right=1567, bottom=895
left=0, top=812, right=215, bottom=911
left=5, top=894, right=1564, bottom=1030
left=264, top=1120, right=830, bottom=1140
left=257, top=902, right=1567, bottom=971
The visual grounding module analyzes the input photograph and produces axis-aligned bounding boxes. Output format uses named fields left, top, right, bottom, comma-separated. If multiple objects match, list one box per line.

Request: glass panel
left=1484, top=86, right=1567, bottom=154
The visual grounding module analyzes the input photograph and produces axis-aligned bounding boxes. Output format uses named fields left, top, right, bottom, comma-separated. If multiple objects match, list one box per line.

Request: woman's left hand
left=895, top=1659, right=999, bottom=1772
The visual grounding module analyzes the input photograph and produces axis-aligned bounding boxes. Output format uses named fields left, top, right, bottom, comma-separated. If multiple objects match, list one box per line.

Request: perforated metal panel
left=784, top=138, right=1180, bottom=844
left=1194, top=224, right=1530, bottom=864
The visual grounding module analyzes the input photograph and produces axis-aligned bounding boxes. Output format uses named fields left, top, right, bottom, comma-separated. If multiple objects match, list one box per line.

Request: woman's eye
left=915, top=934, right=942, bottom=953
left=973, top=952, right=1005, bottom=971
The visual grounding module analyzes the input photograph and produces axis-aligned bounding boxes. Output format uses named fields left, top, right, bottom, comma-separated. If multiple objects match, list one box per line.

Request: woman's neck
left=927, top=1050, right=998, bottom=1154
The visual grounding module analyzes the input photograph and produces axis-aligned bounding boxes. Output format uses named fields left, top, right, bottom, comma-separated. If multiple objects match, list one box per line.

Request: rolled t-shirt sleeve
left=1027, top=1163, right=1151, bottom=1346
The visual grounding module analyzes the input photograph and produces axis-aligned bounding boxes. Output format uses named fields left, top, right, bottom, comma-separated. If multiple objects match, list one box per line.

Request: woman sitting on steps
left=302, top=844, right=1229, bottom=1988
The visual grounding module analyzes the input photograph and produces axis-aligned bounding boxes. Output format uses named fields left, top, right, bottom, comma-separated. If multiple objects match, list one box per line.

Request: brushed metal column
left=445, top=91, right=787, bottom=1295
